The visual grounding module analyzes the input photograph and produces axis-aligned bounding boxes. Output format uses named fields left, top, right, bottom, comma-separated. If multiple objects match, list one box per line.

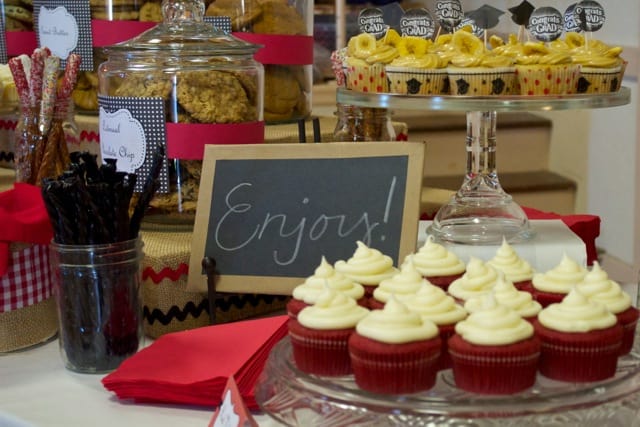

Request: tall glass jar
left=98, top=0, right=264, bottom=225
left=205, top=0, right=313, bottom=123
left=14, top=97, right=77, bottom=185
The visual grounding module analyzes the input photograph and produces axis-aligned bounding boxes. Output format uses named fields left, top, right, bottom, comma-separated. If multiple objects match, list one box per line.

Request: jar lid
left=102, top=0, right=261, bottom=58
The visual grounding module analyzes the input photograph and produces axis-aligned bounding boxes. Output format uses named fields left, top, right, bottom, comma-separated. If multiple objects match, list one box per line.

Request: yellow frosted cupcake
left=446, top=29, right=516, bottom=96
left=386, top=36, right=449, bottom=95
left=345, top=31, right=399, bottom=93
left=513, top=41, right=581, bottom=95
left=563, top=32, right=626, bottom=93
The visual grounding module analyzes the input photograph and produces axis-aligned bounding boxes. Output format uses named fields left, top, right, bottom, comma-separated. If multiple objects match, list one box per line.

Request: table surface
left=0, top=339, right=281, bottom=427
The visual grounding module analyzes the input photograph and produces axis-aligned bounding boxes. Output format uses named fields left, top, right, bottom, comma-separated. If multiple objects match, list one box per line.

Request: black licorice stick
left=129, top=147, right=164, bottom=239
left=41, top=179, right=65, bottom=243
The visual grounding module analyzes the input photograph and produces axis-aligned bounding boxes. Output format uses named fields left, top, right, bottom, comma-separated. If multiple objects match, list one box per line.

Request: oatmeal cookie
left=90, top=0, right=139, bottom=20
left=263, top=65, right=301, bottom=120
left=114, top=73, right=173, bottom=99
left=176, top=71, right=255, bottom=123
left=139, top=1, right=163, bottom=22
left=72, top=71, right=99, bottom=111
left=252, top=0, right=305, bottom=35
left=205, top=0, right=262, bottom=31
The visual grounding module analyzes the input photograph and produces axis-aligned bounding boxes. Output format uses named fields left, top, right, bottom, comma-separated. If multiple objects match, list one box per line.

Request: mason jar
left=98, top=0, right=264, bottom=225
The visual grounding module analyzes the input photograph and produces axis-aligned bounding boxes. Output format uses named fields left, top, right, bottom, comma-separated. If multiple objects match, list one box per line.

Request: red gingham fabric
left=0, top=244, right=52, bottom=313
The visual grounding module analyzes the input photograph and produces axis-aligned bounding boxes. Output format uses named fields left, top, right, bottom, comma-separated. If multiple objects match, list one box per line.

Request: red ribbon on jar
left=91, top=20, right=156, bottom=47
left=233, top=33, right=314, bottom=65
left=165, top=121, right=265, bottom=160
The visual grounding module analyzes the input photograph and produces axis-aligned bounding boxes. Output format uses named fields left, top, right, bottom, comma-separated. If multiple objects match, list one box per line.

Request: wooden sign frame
left=188, top=141, right=425, bottom=295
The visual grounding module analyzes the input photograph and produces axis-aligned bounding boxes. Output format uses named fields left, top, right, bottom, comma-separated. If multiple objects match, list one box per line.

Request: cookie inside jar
left=205, top=0, right=313, bottom=123
left=1, top=0, right=34, bottom=31
left=99, top=0, right=264, bottom=226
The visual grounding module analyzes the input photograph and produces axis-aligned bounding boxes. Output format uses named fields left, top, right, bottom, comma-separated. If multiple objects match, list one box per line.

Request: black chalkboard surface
left=188, top=142, right=425, bottom=294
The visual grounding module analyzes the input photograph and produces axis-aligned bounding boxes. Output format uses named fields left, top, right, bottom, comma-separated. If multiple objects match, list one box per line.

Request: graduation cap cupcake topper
left=508, top=0, right=535, bottom=26
left=509, top=1, right=535, bottom=42
left=564, top=3, right=582, bottom=33
left=529, top=7, right=564, bottom=42
left=435, top=0, right=463, bottom=33
left=358, top=8, right=388, bottom=39
left=400, top=8, right=436, bottom=39
left=574, top=0, right=606, bottom=32
left=466, top=4, right=504, bottom=31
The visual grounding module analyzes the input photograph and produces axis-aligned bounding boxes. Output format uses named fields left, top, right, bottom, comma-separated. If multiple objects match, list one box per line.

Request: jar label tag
left=98, top=95, right=169, bottom=193
left=33, top=1, right=94, bottom=71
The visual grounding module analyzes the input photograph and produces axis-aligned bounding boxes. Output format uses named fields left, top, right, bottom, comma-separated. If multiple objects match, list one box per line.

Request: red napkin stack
left=102, top=314, right=289, bottom=410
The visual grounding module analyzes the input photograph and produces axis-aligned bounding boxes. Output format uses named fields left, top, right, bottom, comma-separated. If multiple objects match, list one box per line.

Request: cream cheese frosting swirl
left=532, top=253, right=587, bottom=293
left=576, top=261, right=632, bottom=315
left=448, top=257, right=498, bottom=301
left=356, top=295, right=439, bottom=344
left=411, top=235, right=466, bottom=277
left=401, top=282, right=467, bottom=326
left=537, top=288, right=617, bottom=333
left=373, top=259, right=425, bottom=303
left=487, top=238, right=535, bottom=283
left=454, top=294, right=534, bottom=346
left=334, top=241, right=399, bottom=285
left=292, top=257, right=364, bottom=304
left=465, top=273, right=541, bottom=319
left=297, top=287, right=369, bottom=331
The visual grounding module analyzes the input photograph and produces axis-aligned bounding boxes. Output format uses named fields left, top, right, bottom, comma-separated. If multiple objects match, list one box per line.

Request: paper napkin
left=102, top=314, right=289, bottom=410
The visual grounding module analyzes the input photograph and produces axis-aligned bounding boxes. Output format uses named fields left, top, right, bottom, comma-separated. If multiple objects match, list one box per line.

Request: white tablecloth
left=0, top=339, right=281, bottom=427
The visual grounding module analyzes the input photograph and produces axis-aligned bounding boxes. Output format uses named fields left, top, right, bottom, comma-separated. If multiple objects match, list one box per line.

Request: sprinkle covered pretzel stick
left=8, top=55, right=31, bottom=110
left=29, top=47, right=50, bottom=109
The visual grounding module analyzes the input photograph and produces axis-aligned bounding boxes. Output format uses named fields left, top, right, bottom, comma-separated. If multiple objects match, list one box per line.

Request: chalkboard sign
left=188, top=142, right=425, bottom=294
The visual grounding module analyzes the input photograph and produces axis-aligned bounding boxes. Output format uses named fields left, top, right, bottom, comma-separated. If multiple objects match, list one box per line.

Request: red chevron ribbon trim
left=142, top=263, right=190, bottom=284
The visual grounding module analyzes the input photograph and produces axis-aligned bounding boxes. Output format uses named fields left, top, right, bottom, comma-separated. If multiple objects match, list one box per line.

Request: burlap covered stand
left=141, top=226, right=287, bottom=339
left=0, top=243, right=57, bottom=353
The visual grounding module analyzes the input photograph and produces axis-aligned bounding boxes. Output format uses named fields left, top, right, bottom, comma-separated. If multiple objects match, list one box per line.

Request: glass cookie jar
left=205, top=0, right=313, bottom=123
left=98, top=0, right=264, bottom=226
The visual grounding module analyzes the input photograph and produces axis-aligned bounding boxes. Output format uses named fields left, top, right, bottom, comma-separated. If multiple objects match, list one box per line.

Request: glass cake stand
left=336, top=87, right=631, bottom=245
left=254, top=329, right=640, bottom=426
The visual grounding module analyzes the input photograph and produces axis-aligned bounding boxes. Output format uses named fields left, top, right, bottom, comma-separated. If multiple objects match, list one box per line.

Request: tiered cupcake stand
left=254, top=88, right=640, bottom=426
left=336, top=87, right=631, bottom=245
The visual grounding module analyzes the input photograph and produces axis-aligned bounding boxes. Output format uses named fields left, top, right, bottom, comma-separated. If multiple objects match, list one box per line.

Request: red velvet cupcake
left=531, top=253, right=587, bottom=307
left=464, top=273, right=541, bottom=323
left=486, top=237, right=536, bottom=292
left=334, top=241, right=399, bottom=300
left=348, top=296, right=441, bottom=394
left=411, top=235, right=465, bottom=291
left=448, top=294, right=540, bottom=394
left=288, top=287, right=368, bottom=376
left=286, top=256, right=366, bottom=318
left=575, top=261, right=639, bottom=355
left=401, top=282, right=468, bottom=370
left=369, top=259, right=426, bottom=310
left=535, top=288, right=623, bottom=382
